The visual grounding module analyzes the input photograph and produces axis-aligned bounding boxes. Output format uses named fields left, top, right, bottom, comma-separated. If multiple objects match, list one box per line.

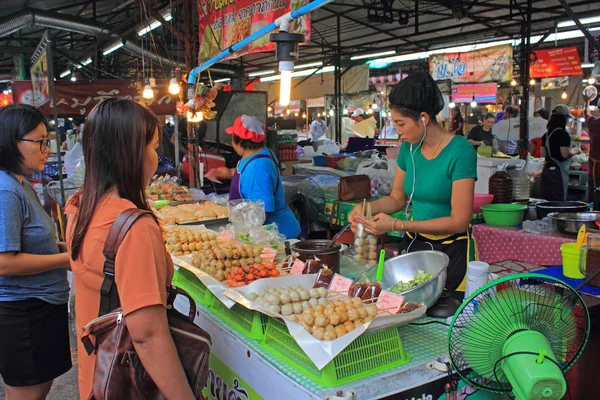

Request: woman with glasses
left=0, top=104, right=72, bottom=399
left=349, top=73, right=477, bottom=292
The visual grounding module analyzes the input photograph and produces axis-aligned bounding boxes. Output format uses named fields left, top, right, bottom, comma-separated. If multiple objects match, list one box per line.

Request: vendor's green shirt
left=397, top=136, right=477, bottom=221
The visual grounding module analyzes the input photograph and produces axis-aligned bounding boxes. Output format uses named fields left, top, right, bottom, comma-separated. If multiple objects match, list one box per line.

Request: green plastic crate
left=172, top=267, right=214, bottom=307
left=211, top=296, right=270, bottom=340
left=261, top=318, right=411, bottom=387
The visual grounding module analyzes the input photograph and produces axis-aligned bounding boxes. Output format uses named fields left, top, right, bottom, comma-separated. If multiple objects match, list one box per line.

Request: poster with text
left=530, top=47, right=583, bottom=78
left=30, top=50, right=50, bottom=107
left=429, top=44, right=513, bottom=83
left=451, top=83, right=497, bottom=103
left=197, top=0, right=311, bottom=63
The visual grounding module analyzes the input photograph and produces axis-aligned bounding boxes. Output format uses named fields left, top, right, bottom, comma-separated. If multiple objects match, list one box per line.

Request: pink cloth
left=473, top=224, right=574, bottom=265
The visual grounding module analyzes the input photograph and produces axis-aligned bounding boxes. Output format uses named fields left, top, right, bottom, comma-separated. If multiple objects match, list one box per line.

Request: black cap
left=388, top=72, right=445, bottom=116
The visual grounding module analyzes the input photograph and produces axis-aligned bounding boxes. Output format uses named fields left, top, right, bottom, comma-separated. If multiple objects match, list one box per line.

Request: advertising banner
left=541, top=76, right=569, bottom=90
left=429, top=45, right=513, bottom=83
left=12, top=80, right=177, bottom=116
left=197, top=0, right=311, bottom=62
left=451, top=83, right=497, bottom=103
left=530, top=46, right=583, bottom=78
left=204, top=354, right=263, bottom=400
left=30, top=50, right=50, bottom=107
left=306, top=97, right=325, bottom=108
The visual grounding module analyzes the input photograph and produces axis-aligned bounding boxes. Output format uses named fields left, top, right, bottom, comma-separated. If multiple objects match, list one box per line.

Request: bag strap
left=98, top=208, right=154, bottom=317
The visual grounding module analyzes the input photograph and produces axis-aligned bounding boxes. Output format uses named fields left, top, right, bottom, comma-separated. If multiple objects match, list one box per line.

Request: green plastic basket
left=211, top=296, right=270, bottom=340
left=172, top=267, right=214, bottom=307
left=261, top=318, right=411, bottom=387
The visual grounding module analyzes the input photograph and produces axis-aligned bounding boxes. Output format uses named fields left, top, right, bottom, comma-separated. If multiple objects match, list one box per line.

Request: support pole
left=335, top=14, right=342, bottom=143
left=184, top=0, right=197, bottom=187
left=519, top=0, right=532, bottom=159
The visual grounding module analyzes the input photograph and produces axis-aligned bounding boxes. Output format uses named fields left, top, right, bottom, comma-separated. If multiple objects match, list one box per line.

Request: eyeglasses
left=18, top=138, right=51, bottom=152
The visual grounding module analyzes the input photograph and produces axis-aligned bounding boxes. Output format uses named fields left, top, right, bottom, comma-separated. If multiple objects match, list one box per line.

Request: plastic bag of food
left=353, top=223, right=379, bottom=267
left=227, top=199, right=266, bottom=231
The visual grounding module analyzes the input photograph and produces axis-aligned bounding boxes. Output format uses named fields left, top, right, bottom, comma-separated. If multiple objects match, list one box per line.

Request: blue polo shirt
left=238, top=149, right=301, bottom=239
left=0, top=170, right=69, bottom=304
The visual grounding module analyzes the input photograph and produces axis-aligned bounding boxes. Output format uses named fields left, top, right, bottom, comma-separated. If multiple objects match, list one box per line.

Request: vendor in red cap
left=205, top=115, right=301, bottom=239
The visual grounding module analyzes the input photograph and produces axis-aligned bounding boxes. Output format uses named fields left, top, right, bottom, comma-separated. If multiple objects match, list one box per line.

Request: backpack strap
left=98, top=208, right=154, bottom=317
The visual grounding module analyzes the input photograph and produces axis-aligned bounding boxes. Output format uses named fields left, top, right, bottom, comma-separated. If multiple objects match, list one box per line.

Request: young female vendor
left=349, top=73, right=478, bottom=290
left=205, top=115, right=301, bottom=239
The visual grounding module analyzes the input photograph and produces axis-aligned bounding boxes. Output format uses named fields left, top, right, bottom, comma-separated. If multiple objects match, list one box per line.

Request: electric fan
left=449, top=273, right=590, bottom=400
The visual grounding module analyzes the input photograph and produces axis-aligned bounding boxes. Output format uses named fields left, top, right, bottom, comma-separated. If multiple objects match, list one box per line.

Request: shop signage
left=12, top=79, right=177, bottom=116
left=204, top=354, right=263, bottom=400
left=530, top=47, right=583, bottom=78
left=541, top=76, right=569, bottom=90
left=197, top=0, right=310, bottom=62
left=451, top=83, right=497, bottom=103
left=274, top=99, right=300, bottom=114
left=30, top=48, right=50, bottom=107
left=306, top=97, right=325, bottom=108
left=429, top=44, right=513, bottom=83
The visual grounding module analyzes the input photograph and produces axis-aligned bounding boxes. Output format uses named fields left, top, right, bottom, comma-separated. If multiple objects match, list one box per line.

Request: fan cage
left=448, top=273, right=590, bottom=395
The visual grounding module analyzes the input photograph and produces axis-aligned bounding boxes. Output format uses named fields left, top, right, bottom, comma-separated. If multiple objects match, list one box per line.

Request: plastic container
left=488, top=164, right=514, bottom=204
left=210, top=297, right=270, bottom=340
left=260, top=318, right=410, bottom=387
left=473, top=194, right=495, bottom=213
left=560, top=243, right=583, bottom=279
left=171, top=267, right=214, bottom=306
left=464, top=261, right=491, bottom=298
left=325, top=155, right=348, bottom=169
left=480, top=204, right=527, bottom=227
left=313, top=155, right=327, bottom=167
left=512, top=163, right=531, bottom=201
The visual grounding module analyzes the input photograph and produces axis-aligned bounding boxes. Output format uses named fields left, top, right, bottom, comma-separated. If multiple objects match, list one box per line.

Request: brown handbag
left=80, top=209, right=212, bottom=400
left=338, top=174, right=371, bottom=201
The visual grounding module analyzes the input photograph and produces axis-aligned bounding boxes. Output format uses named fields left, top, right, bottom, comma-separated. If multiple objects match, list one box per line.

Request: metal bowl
left=548, top=212, right=600, bottom=236
left=353, top=250, right=449, bottom=308
left=536, top=201, right=589, bottom=219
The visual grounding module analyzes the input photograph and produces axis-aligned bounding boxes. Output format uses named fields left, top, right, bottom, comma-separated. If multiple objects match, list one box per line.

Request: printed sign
left=205, top=354, right=262, bottom=400
left=30, top=50, right=50, bottom=107
left=329, top=274, right=353, bottom=293
left=376, top=290, right=404, bottom=314
left=429, top=44, right=513, bottom=83
left=12, top=79, right=177, bottom=116
left=530, top=46, right=583, bottom=78
left=197, top=0, right=311, bottom=62
left=451, top=83, right=497, bottom=103
left=259, top=247, right=277, bottom=263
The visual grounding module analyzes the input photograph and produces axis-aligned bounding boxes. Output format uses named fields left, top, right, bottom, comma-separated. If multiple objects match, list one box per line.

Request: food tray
left=260, top=318, right=410, bottom=387
left=172, top=267, right=214, bottom=307
left=210, top=296, right=271, bottom=340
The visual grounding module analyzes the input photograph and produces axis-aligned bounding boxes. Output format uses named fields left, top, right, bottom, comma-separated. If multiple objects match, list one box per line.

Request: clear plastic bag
left=522, top=218, right=553, bottom=235
left=227, top=199, right=266, bottom=235
left=353, top=223, right=379, bottom=267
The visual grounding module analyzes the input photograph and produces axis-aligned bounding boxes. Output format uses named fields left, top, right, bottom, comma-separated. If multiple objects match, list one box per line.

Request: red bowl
left=473, top=194, right=495, bottom=212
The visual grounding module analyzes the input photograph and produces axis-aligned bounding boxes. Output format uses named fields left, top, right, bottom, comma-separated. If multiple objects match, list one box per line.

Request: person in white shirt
left=380, top=116, right=397, bottom=140
left=310, top=113, right=326, bottom=142
left=352, top=108, right=366, bottom=122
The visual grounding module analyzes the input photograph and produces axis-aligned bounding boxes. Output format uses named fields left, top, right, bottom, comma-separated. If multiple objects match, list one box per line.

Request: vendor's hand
left=205, top=167, right=232, bottom=182
left=348, top=204, right=364, bottom=233
left=583, top=93, right=591, bottom=103
left=356, top=213, right=397, bottom=237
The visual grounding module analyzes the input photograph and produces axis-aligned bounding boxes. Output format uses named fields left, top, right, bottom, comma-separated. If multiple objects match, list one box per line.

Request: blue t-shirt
left=397, top=136, right=477, bottom=221
left=238, top=149, right=301, bottom=239
left=0, top=171, right=69, bottom=304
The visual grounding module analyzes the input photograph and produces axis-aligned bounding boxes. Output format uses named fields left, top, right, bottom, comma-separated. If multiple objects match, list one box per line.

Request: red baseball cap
left=226, top=115, right=266, bottom=143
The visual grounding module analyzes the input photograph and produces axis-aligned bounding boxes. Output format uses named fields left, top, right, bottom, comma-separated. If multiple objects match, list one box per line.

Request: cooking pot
left=536, top=201, right=589, bottom=220
left=291, top=240, right=342, bottom=274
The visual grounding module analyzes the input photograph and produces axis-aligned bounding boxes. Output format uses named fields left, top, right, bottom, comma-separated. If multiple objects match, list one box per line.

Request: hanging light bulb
left=70, top=75, right=77, bottom=82
left=470, top=95, right=477, bottom=108
left=294, top=112, right=299, bottom=117
left=529, top=78, right=536, bottom=86
left=168, top=78, right=180, bottom=95
left=317, top=113, right=321, bottom=117
left=142, top=84, right=154, bottom=99
left=561, top=89, right=568, bottom=100
left=343, top=109, right=348, bottom=115
left=449, top=102, right=456, bottom=109
left=187, top=110, right=203, bottom=123
left=267, top=106, right=272, bottom=112
left=286, top=109, right=291, bottom=115
left=279, top=62, right=293, bottom=107
left=329, top=109, right=334, bottom=117
left=589, top=76, right=597, bottom=85
left=511, top=79, right=517, bottom=86
left=372, top=103, right=378, bottom=110
left=302, top=113, right=307, bottom=118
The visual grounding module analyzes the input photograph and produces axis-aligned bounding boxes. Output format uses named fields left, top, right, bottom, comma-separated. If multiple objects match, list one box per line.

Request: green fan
left=448, top=273, right=590, bottom=400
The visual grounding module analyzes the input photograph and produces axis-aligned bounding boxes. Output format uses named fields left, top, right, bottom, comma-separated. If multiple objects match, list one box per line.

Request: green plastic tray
left=210, top=296, right=270, bottom=340
left=260, top=318, right=411, bottom=387
left=172, top=267, right=214, bottom=307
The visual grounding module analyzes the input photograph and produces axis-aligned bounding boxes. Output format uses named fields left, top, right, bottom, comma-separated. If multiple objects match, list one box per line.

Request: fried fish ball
left=174, top=251, right=183, bottom=256
left=324, top=329, right=337, bottom=341
left=338, top=311, right=349, bottom=323
left=188, top=242, right=197, bottom=251
left=267, top=295, right=280, bottom=306
left=301, top=301, right=311, bottom=312
left=302, top=306, right=315, bottom=315
left=315, top=304, right=326, bottom=314
left=317, top=287, right=329, bottom=298
left=281, top=303, right=293, bottom=316
left=312, top=327, right=325, bottom=340
left=328, top=312, right=341, bottom=326
left=302, top=313, right=315, bottom=326
left=363, top=315, right=374, bottom=323
left=343, top=320, right=355, bottom=332
left=224, top=260, right=232, bottom=268
left=351, top=297, right=363, bottom=308
left=347, top=309, right=359, bottom=321
left=314, top=314, right=329, bottom=328
left=280, top=294, right=291, bottom=305
left=289, top=291, right=300, bottom=303
left=357, top=307, right=368, bottom=319
left=309, top=288, right=320, bottom=299
left=301, top=322, right=313, bottom=334
left=268, top=305, right=280, bottom=314
left=342, top=297, right=353, bottom=305
left=318, top=297, right=330, bottom=306
left=194, top=232, right=202, bottom=241
left=254, top=256, right=262, bottom=264
left=354, top=319, right=364, bottom=329
left=299, top=290, right=311, bottom=301
left=215, top=270, right=225, bottom=281
left=288, top=314, right=299, bottom=323
left=309, top=298, right=319, bottom=308
left=292, top=303, right=303, bottom=315
left=366, top=304, right=378, bottom=317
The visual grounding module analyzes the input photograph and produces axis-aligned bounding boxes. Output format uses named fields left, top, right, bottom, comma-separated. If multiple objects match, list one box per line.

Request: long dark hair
left=70, top=98, right=160, bottom=260
left=0, top=104, right=48, bottom=175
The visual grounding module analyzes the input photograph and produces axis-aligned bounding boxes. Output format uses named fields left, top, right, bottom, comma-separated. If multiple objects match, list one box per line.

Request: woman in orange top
left=66, top=99, right=195, bottom=400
